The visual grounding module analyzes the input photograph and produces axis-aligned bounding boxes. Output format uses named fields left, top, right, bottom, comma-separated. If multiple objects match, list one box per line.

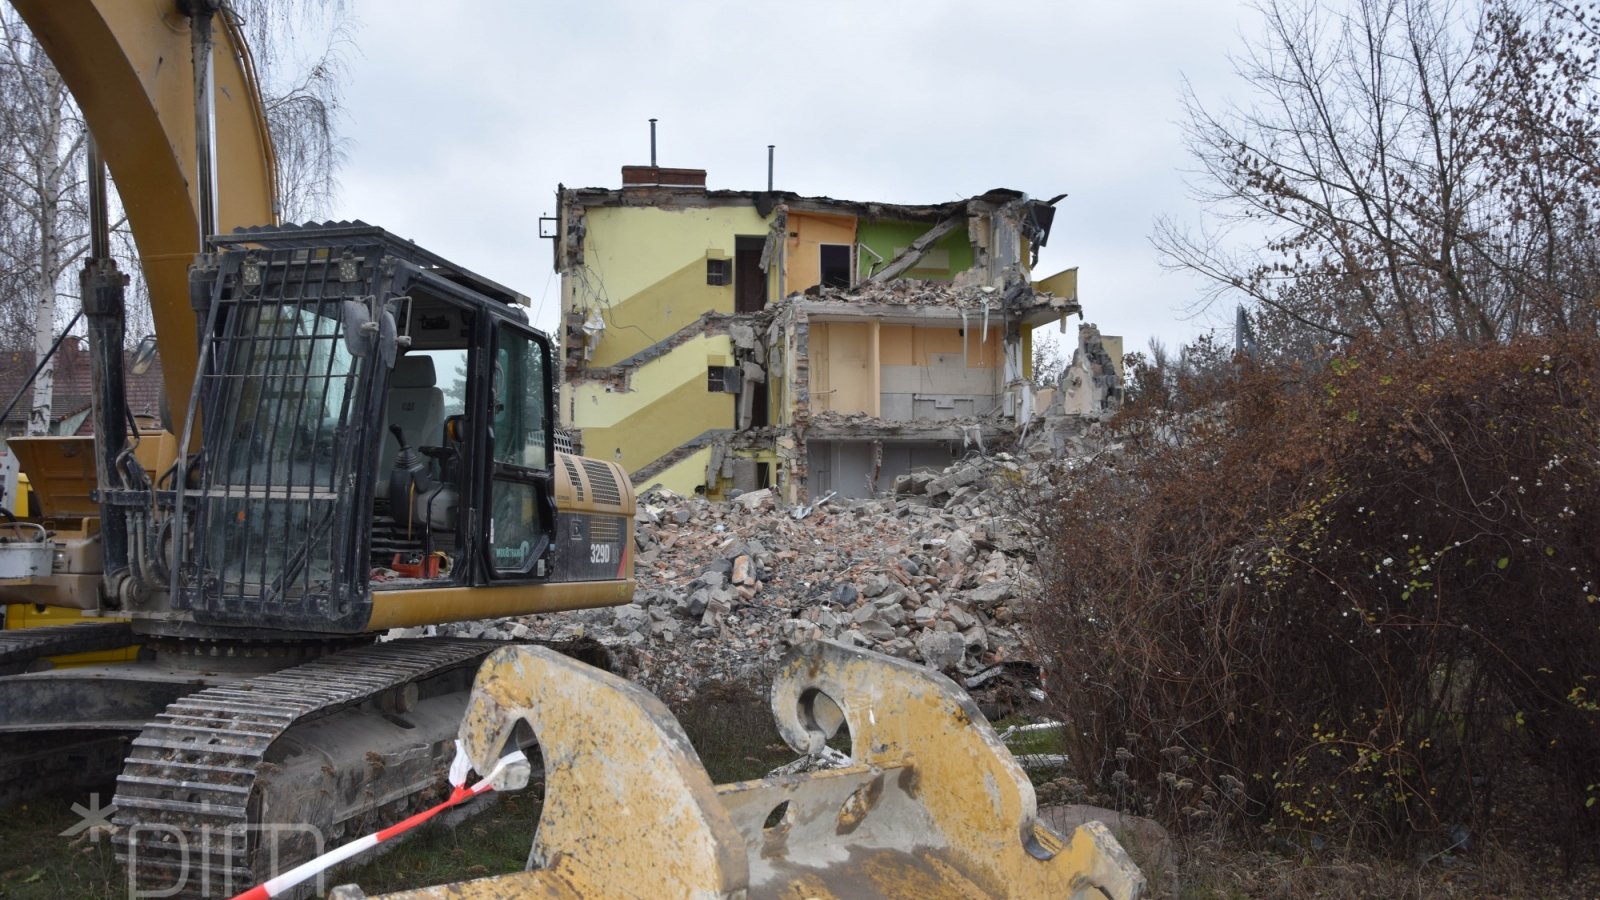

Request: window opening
left=819, top=244, right=852, bottom=288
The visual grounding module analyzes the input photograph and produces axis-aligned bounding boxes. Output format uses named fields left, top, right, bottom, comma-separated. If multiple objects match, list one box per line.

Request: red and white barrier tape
left=227, top=742, right=529, bottom=900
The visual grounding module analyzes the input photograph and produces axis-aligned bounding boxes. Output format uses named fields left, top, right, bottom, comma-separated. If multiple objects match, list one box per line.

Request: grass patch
left=671, top=681, right=797, bottom=783
left=0, top=786, right=544, bottom=899
left=0, top=789, right=122, bottom=900
left=338, top=791, right=542, bottom=894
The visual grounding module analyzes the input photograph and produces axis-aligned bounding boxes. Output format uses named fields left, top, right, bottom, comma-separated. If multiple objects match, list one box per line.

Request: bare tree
left=228, top=0, right=351, bottom=223
left=1030, top=331, right=1066, bottom=390
left=0, top=13, right=88, bottom=432
left=1156, top=0, right=1600, bottom=348
left=0, top=1, right=350, bottom=435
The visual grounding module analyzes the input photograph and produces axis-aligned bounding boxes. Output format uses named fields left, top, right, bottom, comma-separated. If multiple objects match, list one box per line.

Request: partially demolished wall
left=556, top=177, right=1083, bottom=501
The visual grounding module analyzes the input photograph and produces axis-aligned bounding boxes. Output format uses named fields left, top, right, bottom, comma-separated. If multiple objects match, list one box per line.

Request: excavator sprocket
left=335, top=640, right=1146, bottom=900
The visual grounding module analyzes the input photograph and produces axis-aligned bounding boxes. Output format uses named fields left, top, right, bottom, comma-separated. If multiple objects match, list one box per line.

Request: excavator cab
left=173, top=223, right=568, bottom=634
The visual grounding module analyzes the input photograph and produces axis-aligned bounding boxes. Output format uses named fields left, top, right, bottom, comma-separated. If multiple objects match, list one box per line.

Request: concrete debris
left=428, top=411, right=1116, bottom=713
left=1057, top=323, right=1123, bottom=416
left=794, top=277, right=1071, bottom=316
left=766, top=745, right=854, bottom=777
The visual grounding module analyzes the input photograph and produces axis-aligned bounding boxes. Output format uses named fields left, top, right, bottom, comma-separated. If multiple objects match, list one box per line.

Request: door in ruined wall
left=735, top=236, right=766, bottom=313
left=734, top=236, right=769, bottom=426
left=878, top=442, right=954, bottom=489
left=806, top=440, right=878, bottom=500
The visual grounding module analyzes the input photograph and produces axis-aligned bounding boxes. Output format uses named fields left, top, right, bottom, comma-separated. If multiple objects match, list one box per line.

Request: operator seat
left=375, top=354, right=444, bottom=500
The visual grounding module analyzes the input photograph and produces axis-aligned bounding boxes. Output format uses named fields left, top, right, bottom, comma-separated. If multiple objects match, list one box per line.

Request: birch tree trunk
left=24, top=61, right=64, bottom=435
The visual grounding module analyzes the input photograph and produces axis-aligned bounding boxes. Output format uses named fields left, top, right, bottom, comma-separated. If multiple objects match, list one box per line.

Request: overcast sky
left=329, top=0, right=1258, bottom=354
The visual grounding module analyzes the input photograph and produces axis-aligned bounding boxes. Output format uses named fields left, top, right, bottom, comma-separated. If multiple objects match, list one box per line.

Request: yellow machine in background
left=1, top=440, right=141, bottom=667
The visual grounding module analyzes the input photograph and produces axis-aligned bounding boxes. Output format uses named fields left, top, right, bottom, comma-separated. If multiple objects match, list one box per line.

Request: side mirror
left=341, top=299, right=373, bottom=359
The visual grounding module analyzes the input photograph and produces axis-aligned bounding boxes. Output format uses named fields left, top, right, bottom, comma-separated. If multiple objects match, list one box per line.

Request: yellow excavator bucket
left=334, top=641, right=1145, bottom=900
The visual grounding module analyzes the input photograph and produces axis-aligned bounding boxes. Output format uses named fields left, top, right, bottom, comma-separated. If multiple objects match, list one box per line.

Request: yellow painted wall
left=811, top=322, right=829, bottom=409
left=643, top=446, right=713, bottom=496
left=586, top=257, right=727, bottom=366
left=784, top=212, right=857, bottom=295
left=572, top=206, right=772, bottom=365
left=571, top=335, right=733, bottom=427
left=571, top=334, right=733, bottom=473
left=1102, top=335, right=1125, bottom=382
left=880, top=324, right=915, bottom=365
left=809, top=322, right=1001, bottom=418
left=1034, top=266, right=1079, bottom=302
left=579, top=377, right=729, bottom=474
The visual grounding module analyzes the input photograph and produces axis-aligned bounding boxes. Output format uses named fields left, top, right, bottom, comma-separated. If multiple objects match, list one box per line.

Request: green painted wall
left=856, top=219, right=975, bottom=281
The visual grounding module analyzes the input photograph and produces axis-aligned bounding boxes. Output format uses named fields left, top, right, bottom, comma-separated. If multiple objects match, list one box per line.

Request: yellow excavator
left=0, top=3, right=1143, bottom=898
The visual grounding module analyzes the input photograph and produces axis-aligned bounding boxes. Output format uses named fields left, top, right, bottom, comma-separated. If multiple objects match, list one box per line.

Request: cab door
left=482, top=322, right=555, bottom=580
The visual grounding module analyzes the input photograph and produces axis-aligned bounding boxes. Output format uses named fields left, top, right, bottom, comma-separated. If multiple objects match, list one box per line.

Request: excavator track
left=0, top=620, right=135, bottom=674
left=112, top=637, right=495, bottom=898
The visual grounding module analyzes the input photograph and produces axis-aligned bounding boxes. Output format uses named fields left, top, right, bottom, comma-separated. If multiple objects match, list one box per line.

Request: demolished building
left=553, top=164, right=1091, bottom=501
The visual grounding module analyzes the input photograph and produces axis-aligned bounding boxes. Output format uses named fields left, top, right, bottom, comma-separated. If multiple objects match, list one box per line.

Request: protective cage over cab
left=171, top=222, right=626, bottom=634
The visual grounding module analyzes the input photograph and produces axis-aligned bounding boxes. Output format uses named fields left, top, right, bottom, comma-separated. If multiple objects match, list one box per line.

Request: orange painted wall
left=809, top=321, right=876, bottom=414
left=785, top=212, right=857, bottom=295
left=880, top=324, right=1003, bottom=369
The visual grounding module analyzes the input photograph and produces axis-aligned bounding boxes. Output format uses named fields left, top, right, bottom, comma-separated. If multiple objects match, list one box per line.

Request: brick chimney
left=621, top=166, right=707, bottom=189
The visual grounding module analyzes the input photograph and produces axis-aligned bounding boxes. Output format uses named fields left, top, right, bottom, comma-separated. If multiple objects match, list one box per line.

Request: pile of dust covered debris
left=405, top=414, right=1114, bottom=714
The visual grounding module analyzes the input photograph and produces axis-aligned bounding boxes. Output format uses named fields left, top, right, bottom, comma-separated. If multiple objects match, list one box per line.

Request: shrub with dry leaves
left=1028, top=336, right=1600, bottom=860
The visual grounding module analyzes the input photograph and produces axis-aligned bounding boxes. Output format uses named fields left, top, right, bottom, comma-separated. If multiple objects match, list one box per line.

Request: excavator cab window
left=486, top=325, right=552, bottom=577
left=371, top=339, right=468, bottom=583
left=196, top=300, right=359, bottom=597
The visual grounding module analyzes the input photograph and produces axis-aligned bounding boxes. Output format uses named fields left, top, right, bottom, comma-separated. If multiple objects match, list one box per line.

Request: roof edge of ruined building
left=560, top=186, right=1033, bottom=223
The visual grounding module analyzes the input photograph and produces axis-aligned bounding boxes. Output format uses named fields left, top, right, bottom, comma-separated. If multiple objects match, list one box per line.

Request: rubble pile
left=430, top=416, right=1113, bottom=705
left=796, top=277, right=1073, bottom=315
